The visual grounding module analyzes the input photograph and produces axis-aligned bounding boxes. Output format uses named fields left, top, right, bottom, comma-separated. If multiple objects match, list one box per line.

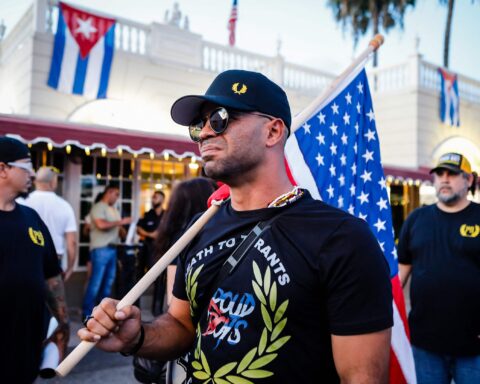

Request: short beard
left=436, top=186, right=468, bottom=205
left=203, top=156, right=258, bottom=185
left=17, top=191, right=30, bottom=199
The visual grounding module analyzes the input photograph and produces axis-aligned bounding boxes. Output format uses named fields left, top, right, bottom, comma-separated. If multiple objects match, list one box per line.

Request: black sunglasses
left=188, top=107, right=274, bottom=142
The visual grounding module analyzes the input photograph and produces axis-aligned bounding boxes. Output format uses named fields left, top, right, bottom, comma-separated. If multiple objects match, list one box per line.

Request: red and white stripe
left=228, top=0, right=238, bottom=46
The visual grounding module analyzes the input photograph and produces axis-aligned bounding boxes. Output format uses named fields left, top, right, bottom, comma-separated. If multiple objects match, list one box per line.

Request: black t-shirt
left=398, top=202, right=480, bottom=356
left=137, top=209, right=163, bottom=244
left=0, top=204, right=61, bottom=384
left=173, top=191, right=393, bottom=383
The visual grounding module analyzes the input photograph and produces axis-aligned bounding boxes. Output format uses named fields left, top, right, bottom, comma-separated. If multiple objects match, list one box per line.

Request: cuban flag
left=285, top=63, right=417, bottom=383
left=438, top=68, right=460, bottom=127
left=47, top=2, right=116, bottom=99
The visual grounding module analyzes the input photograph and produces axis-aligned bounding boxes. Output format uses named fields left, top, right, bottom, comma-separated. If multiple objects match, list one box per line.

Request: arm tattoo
left=45, top=275, right=69, bottom=324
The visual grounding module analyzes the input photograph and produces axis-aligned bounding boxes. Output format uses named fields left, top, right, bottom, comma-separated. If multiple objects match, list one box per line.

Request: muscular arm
left=64, top=231, right=77, bottom=282
left=139, top=297, right=195, bottom=360
left=398, top=263, right=412, bottom=288
left=332, top=328, right=391, bottom=384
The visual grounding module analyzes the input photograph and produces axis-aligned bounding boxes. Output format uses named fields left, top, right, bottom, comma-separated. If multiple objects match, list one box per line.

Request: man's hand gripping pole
left=55, top=196, right=227, bottom=377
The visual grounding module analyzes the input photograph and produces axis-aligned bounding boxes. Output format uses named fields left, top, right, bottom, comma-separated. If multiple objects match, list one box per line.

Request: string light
left=47, top=142, right=53, bottom=151
left=101, top=148, right=107, bottom=157
left=85, top=147, right=91, bottom=156
left=66, top=145, right=72, bottom=154
left=118, top=147, right=123, bottom=156
left=163, top=152, right=169, bottom=161
left=150, top=152, right=154, bottom=160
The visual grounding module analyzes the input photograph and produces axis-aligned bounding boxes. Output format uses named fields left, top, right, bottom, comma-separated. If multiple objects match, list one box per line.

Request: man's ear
left=0, top=163, right=8, bottom=178
left=265, top=119, right=287, bottom=147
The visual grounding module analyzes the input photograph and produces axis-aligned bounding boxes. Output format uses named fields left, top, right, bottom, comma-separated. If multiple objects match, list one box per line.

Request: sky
left=1, top=0, right=479, bottom=80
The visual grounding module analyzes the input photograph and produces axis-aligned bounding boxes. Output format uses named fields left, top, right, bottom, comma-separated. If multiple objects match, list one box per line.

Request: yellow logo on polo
left=29, top=227, right=45, bottom=246
left=232, top=82, right=247, bottom=95
left=459, top=224, right=479, bottom=238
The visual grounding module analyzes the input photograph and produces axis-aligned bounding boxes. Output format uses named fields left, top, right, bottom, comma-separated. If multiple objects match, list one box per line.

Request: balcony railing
left=29, top=0, right=479, bottom=103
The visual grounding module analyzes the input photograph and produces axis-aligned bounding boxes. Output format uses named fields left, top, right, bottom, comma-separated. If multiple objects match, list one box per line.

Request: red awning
left=383, top=165, right=432, bottom=182
left=0, top=114, right=199, bottom=158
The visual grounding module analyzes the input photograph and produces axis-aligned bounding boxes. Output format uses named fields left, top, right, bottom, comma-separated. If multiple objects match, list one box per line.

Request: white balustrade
left=40, top=0, right=480, bottom=104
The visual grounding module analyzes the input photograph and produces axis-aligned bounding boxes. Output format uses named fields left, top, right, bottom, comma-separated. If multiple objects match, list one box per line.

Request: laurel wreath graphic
left=190, top=260, right=291, bottom=383
left=186, top=264, right=204, bottom=316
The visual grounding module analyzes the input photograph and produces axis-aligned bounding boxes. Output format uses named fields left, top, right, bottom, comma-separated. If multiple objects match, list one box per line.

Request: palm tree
left=440, top=0, right=455, bottom=68
left=327, top=0, right=416, bottom=67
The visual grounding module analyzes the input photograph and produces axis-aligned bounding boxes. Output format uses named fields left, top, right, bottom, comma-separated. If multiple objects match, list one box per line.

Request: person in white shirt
left=23, top=166, right=77, bottom=281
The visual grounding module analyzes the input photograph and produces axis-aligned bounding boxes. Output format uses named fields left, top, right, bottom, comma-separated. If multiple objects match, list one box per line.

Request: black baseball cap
left=0, top=136, right=31, bottom=163
left=171, top=69, right=291, bottom=134
left=430, top=152, right=472, bottom=174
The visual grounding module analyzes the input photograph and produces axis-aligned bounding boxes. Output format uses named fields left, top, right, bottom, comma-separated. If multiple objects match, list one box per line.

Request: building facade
left=1, top=0, right=479, bottom=302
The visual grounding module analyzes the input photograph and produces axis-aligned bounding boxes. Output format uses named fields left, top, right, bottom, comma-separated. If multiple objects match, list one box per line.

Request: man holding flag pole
left=71, top=35, right=415, bottom=383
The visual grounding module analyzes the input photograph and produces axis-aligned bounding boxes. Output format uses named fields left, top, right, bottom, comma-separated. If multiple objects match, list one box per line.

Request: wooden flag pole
left=55, top=201, right=223, bottom=377
left=291, top=34, right=384, bottom=133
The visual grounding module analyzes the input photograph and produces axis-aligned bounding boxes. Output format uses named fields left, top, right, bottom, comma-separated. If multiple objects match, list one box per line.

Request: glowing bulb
left=66, top=145, right=72, bottom=154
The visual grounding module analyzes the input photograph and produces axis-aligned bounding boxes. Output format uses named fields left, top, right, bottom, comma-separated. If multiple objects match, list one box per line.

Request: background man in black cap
left=398, top=152, right=480, bottom=383
left=0, top=136, right=68, bottom=383
left=80, top=70, right=393, bottom=383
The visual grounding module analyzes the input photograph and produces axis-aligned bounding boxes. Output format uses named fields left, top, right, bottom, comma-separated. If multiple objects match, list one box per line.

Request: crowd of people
left=0, top=69, right=478, bottom=384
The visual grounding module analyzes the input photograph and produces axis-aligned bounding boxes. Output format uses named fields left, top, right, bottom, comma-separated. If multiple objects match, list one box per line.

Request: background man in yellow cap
left=0, top=136, right=67, bottom=383
left=398, top=152, right=479, bottom=383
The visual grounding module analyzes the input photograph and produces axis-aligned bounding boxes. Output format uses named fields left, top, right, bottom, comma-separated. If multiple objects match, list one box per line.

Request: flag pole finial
left=369, top=34, right=384, bottom=52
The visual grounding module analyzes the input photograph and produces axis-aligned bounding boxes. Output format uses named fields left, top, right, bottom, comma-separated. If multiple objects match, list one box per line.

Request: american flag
left=285, top=66, right=417, bottom=383
left=228, top=0, right=238, bottom=47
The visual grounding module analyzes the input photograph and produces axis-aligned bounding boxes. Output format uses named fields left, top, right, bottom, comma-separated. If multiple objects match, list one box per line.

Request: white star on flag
left=331, top=102, right=339, bottom=114
left=326, top=184, right=335, bottom=198
left=75, top=17, right=98, bottom=39
left=364, top=129, right=376, bottom=142
left=345, top=92, right=352, bottom=104
left=316, top=153, right=324, bottom=166
left=329, top=163, right=336, bottom=176
left=378, top=177, right=387, bottom=190
left=362, top=149, right=374, bottom=163
left=341, top=133, right=348, bottom=145
left=329, top=122, right=338, bottom=135
left=357, top=82, right=364, bottom=93
left=317, top=112, right=326, bottom=124
left=360, top=170, right=372, bottom=183
left=349, top=183, right=356, bottom=196
left=303, top=122, right=311, bottom=134
left=366, top=109, right=375, bottom=121
left=357, top=191, right=369, bottom=204
left=376, top=197, right=388, bottom=211
left=373, top=218, right=386, bottom=232
left=343, top=112, right=351, bottom=125
left=330, top=143, right=337, bottom=155
left=316, top=132, right=325, bottom=145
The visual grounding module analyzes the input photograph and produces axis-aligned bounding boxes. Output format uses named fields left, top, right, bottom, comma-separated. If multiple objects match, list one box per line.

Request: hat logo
left=232, top=82, right=247, bottom=95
